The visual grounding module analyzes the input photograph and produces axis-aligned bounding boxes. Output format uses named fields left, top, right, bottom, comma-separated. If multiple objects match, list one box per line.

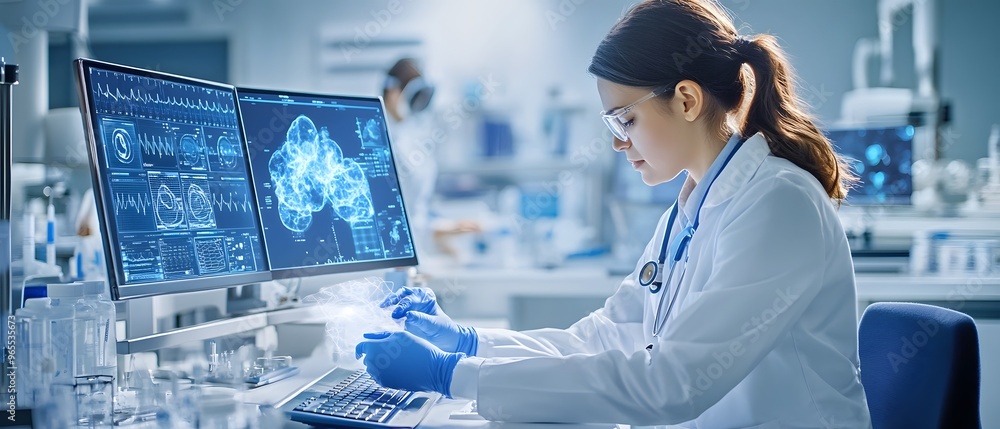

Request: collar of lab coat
left=676, top=132, right=770, bottom=220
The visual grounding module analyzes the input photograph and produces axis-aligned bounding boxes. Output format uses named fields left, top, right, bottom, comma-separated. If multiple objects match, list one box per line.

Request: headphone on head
left=384, top=74, right=435, bottom=115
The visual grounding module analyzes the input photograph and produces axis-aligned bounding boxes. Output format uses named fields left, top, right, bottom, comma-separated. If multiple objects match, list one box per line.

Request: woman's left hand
left=355, top=331, right=464, bottom=397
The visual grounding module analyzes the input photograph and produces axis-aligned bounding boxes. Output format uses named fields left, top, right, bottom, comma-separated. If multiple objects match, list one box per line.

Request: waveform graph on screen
left=146, top=171, right=187, bottom=231
left=194, top=237, right=228, bottom=275
left=181, top=173, right=218, bottom=230
left=136, top=122, right=178, bottom=169
left=158, top=237, right=196, bottom=277
left=101, top=118, right=143, bottom=170
left=89, top=69, right=239, bottom=128
left=119, top=238, right=163, bottom=282
left=108, top=174, right=157, bottom=232
left=209, top=180, right=255, bottom=229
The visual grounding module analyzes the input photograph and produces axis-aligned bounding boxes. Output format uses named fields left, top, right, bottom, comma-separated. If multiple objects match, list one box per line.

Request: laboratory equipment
left=15, top=297, right=50, bottom=408
left=81, top=281, right=117, bottom=378
left=244, top=356, right=299, bottom=387
left=73, top=374, right=114, bottom=427
left=46, top=282, right=85, bottom=385
left=827, top=126, right=914, bottom=206
left=45, top=194, right=55, bottom=266
left=910, top=231, right=1000, bottom=276
left=235, top=87, right=418, bottom=277
left=73, top=58, right=271, bottom=299
left=979, top=125, right=1000, bottom=210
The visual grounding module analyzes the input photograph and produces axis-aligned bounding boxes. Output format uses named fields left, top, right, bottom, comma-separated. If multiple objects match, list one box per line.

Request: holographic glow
left=269, top=115, right=375, bottom=233
left=303, top=277, right=403, bottom=368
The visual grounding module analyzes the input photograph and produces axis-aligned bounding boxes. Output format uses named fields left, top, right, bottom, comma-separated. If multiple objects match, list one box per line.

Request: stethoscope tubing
left=645, top=138, right=745, bottom=337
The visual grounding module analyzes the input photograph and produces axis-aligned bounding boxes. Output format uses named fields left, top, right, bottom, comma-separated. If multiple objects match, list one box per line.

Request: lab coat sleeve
left=475, top=277, right=646, bottom=358
left=473, top=211, right=669, bottom=359
left=472, top=176, right=830, bottom=425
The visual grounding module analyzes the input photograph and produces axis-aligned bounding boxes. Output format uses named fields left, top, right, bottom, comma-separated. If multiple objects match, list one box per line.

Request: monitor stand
left=117, top=285, right=318, bottom=355
left=226, top=284, right=267, bottom=315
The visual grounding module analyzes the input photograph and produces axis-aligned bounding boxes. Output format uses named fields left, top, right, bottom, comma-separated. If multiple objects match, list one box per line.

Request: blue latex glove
left=355, top=331, right=463, bottom=397
left=404, top=311, right=478, bottom=356
left=381, top=287, right=478, bottom=355
left=380, top=287, right=441, bottom=319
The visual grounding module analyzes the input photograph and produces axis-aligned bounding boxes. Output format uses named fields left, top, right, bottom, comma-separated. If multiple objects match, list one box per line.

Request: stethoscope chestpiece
left=639, top=260, right=663, bottom=293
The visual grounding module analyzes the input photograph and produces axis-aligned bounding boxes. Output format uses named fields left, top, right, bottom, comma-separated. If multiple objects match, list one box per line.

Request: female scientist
left=356, top=0, right=872, bottom=426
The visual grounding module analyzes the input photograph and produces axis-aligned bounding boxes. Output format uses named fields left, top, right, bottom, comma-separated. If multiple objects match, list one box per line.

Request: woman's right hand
left=380, top=287, right=442, bottom=319
left=380, top=287, right=478, bottom=356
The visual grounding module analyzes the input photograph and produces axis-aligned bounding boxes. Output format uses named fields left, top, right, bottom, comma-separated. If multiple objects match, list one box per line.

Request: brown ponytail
left=736, top=36, right=856, bottom=200
left=589, top=0, right=856, bottom=200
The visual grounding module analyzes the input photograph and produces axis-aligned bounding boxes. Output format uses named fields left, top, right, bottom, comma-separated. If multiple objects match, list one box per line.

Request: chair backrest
left=859, top=302, right=981, bottom=429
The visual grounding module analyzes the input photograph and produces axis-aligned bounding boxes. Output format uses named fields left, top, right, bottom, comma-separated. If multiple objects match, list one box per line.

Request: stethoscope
left=639, top=138, right=745, bottom=337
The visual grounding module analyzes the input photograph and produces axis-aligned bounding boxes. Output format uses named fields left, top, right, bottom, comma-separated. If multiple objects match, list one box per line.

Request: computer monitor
left=827, top=125, right=914, bottom=205
left=74, top=59, right=270, bottom=300
left=236, top=88, right=417, bottom=279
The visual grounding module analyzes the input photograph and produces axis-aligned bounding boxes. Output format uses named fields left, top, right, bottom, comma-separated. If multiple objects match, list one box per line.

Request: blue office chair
left=859, top=302, right=981, bottom=429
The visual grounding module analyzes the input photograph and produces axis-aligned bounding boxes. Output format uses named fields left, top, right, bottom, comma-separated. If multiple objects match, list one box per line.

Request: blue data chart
left=194, top=237, right=228, bottom=275
left=238, top=89, right=417, bottom=273
left=210, top=179, right=256, bottom=229
left=89, top=69, right=239, bottom=128
left=159, top=236, right=197, bottom=277
left=147, top=171, right=187, bottom=231
left=137, top=121, right=178, bottom=170
left=173, top=125, right=208, bottom=171
left=102, top=119, right=142, bottom=170
left=119, top=237, right=163, bottom=283
left=84, top=65, right=267, bottom=288
left=206, top=128, right=245, bottom=172
left=109, top=173, right=157, bottom=232
left=225, top=233, right=261, bottom=273
left=180, top=173, right=217, bottom=229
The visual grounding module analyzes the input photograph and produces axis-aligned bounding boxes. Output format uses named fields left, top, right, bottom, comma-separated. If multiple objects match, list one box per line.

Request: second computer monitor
left=236, top=88, right=417, bottom=278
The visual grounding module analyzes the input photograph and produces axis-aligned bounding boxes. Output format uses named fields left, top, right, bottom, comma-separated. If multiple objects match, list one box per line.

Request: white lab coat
left=455, top=133, right=872, bottom=428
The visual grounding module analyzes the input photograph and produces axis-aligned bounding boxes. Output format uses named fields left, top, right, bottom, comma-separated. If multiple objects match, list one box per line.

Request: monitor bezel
left=74, top=58, right=272, bottom=300
left=825, top=124, right=915, bottom=206
left=234, top=86, right=419, bottom=280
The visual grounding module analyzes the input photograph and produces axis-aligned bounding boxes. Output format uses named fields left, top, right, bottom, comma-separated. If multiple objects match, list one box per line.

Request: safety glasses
left=600, top=86, right=671, bottom=141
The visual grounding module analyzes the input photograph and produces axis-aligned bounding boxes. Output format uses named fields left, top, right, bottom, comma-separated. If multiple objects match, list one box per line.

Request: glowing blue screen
left=828, top=125, right=914, bottom=205
left=238, top=90, right=415, bottom=272
left=86, top=67, right=267, bottom=284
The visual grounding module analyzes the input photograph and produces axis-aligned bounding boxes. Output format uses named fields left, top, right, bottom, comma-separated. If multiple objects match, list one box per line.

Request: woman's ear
left=672, top=80, right=705, bottom=123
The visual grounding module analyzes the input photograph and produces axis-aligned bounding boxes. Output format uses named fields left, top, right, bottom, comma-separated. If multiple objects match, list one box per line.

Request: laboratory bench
left=17, top=266, right=989, bottom=428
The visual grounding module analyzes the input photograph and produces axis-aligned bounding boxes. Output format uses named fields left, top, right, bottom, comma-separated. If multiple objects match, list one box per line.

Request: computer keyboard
left=291, top=369, right=412, bottom=423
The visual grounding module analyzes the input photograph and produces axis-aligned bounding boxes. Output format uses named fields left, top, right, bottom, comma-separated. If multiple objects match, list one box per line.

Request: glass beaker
left=75, top=375, right=114, bottom=427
